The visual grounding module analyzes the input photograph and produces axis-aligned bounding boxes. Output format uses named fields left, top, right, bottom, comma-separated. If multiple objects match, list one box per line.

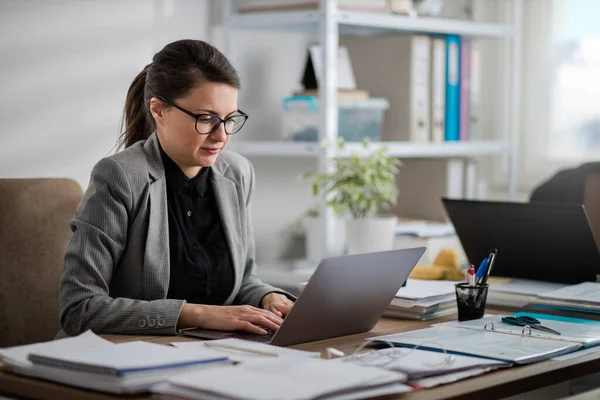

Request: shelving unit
left=220, top=0, right=521, bottom=258
left=227, top=139, right=509, bottom=158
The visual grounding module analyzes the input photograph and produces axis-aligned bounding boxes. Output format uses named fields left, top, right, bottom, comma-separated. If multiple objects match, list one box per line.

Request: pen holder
left=455, top=283, right=489, bottom=322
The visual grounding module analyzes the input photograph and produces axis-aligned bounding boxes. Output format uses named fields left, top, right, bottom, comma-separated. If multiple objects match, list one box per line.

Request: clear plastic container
left=281, top=96, right=389, bottom=142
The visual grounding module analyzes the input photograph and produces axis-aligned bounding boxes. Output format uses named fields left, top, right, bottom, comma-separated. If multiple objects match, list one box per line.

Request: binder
left=459, top=37, right=471, bottom=141
left=443, top=315, right=600, bottom=348
left=444, top=35, right=461, bottom=141
left=369, top=322, right=581, bottom=364
left=430, top=36, right=446, bottom=142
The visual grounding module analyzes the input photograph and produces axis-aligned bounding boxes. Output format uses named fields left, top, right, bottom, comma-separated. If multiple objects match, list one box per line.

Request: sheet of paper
left=395, top=279, right=456, bottom=300
left=443, top=315, right=600, bottom=347
left=28, top=340, right=227, bottom=373
left=538, top=282, right=600, bottom=305
left=370, top=325, right=580, bottom=364
left=0, top=330, right=113, bottom=368
left=172, top=339, right=321, bottom=363
left=410, top=367, right=497, bottom=388
left=489, top=279, right=567, bottom=295
left=345, top=347, right=508, bottom=379
left=156, top=357, right=406, bottom=400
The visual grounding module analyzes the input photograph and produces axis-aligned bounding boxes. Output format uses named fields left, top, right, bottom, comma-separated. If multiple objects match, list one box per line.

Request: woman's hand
left=177, top=304, right=283, bottom=335
left=261, top=293, right=294, bottom=318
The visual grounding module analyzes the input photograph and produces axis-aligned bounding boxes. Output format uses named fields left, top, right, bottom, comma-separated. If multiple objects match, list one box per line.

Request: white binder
left=430, top=37, right=446, bottom=143
left=369, top=324, right=581, bottom=364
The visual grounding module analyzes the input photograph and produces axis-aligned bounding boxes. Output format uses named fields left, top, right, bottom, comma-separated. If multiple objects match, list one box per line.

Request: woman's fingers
left=237, top=320, right=267, bottom=335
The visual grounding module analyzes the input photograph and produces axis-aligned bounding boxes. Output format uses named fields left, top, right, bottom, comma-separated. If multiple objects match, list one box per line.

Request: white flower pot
left=345, top=217, right=397, bottom=255
left=302, top=216, right=346, bottom=263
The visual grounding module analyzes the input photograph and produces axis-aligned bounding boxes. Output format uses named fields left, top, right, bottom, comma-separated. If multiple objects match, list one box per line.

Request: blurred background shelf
left=227, top=140, right=510, bottom=158
left=230, top=10, right=514, bottom=38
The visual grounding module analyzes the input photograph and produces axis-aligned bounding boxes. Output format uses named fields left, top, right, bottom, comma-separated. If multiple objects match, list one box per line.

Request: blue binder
left=444, top=35, right=461, bottom=141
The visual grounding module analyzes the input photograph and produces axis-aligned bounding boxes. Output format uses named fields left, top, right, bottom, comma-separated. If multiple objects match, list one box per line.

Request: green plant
left=301, top=138, right=402, bottom=219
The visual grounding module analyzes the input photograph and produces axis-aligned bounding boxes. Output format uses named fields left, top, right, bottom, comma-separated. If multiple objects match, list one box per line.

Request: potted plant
left=301, top=138, right=401, bottom=255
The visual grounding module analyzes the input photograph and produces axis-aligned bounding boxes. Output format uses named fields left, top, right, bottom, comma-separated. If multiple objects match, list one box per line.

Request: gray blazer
left=59, top=133, right=288, bottom=336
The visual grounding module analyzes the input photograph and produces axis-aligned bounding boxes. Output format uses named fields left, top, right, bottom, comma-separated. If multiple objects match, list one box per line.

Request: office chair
left=530, top=162, right=600, bottom=248
left=0, top=178, right=83, bottom=347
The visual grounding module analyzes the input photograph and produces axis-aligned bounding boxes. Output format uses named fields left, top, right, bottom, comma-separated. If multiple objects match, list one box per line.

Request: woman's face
left=151, top=81, right=239, bottom=177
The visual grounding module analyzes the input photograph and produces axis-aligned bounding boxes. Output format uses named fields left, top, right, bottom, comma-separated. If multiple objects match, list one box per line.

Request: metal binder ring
left=484, top=321, right=495, bottom=331
left=522, top=325, right=532, bottom=336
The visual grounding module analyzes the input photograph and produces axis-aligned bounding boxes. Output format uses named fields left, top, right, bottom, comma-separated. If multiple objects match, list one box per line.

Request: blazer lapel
left=211, top=165, right=243, bottom=303
left=142, top=134, right=170, bottom=299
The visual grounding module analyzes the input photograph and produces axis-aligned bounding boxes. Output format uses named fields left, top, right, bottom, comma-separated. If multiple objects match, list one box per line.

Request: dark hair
left=118, top=39, right=240, bottom=149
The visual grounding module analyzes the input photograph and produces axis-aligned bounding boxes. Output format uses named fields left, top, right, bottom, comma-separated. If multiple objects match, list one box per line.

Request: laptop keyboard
left=232, top=330, right=275, bottom=343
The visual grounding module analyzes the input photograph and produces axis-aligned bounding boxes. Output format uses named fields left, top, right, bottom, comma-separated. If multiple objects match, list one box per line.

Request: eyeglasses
left=157, top=96, right=248, bottom=135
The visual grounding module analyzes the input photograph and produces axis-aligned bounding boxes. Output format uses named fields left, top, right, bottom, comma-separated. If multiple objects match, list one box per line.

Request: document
left=153, top=357, right=409, bottom=400
left=1, top=331, right=229, bottom=394
left=334, top=347, right=508, bottom=379
left=172, top=339, right=321, bottom=362
left=369, top=325, right=580, bottom=364
left=537, top=282, right=600, bottom=305
left=442, top=315, right=600, bottom=347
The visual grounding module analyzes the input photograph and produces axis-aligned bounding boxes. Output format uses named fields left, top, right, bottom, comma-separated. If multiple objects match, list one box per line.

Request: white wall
left=0, top=0, right=211, bottom=188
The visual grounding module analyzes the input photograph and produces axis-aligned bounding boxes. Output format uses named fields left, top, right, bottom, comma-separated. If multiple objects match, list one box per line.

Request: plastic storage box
left=281, top=96, right=389, bottom=142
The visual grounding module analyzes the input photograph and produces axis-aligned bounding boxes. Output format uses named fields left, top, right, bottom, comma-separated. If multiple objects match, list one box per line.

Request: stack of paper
left=486, top=278, right=568, bottom=308
left=0, top=331, right=229, bottom=394
left=153, top=357, right=411, bottom=400
left=385, top=279, right=456, bottom=320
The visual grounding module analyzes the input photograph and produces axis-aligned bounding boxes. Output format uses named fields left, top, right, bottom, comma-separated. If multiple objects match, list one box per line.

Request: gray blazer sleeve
left=233, top=161, right=295, bottom=306
left=59, top=158, right=185, bottom=336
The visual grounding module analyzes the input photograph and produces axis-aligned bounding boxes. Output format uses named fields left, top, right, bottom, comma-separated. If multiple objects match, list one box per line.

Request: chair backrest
left=0, top=178, right=83, bottom=347
left=530, top=163, right=600, bottom=251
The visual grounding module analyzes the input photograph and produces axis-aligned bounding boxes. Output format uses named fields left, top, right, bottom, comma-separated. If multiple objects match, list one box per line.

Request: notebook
left=1, top=332, right=230, bottom=394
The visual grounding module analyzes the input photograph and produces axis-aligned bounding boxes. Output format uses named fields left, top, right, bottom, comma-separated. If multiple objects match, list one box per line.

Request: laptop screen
left=442, top=199, right=600, bottom=284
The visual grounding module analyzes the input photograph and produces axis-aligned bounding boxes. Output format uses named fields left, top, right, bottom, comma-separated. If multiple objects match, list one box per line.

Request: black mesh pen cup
left=455, top=283, right=489, bottom=322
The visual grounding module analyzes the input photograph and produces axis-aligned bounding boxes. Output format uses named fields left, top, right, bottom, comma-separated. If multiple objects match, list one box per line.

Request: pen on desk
left=481, top=249, right=498, bottom=286
left=474, top=258, right=488, bottom=286
left=203, top=341, right=280, bottom=357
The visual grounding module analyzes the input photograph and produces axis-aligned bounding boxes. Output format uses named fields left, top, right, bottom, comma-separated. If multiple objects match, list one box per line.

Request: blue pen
left=475, top=258, right=488, bottom=285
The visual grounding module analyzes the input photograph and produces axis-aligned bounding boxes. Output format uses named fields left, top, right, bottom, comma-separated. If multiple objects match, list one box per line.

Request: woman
left=58, top=39, right=294, bottom=336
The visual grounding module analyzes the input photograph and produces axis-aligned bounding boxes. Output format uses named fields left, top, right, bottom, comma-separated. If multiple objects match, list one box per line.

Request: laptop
left=181, top=247, right=425, bottom=346
left=442, top=198, right=600, bottom=284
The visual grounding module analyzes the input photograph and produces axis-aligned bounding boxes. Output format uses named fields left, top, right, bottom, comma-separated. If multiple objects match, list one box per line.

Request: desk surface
left=2, top=311, right=600, bottom=400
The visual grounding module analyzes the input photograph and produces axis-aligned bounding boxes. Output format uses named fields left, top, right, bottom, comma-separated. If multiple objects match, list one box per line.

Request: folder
left=442, top=315, right=600, bottom=347
left=444, top=35, right=461, bottom=141
left=430, top=36, right=446, bottom=142
left=369, top=323, right=581, bottom=364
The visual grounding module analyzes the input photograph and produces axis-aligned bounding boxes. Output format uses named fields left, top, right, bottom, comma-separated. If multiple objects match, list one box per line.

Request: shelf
left=229, top=10, right=514, bottom=38
left=227, top=140, right=510, bottom=159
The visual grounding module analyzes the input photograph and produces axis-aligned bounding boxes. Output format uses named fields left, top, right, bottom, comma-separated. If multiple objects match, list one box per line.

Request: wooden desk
left=2, top=312, right=600, bottom=400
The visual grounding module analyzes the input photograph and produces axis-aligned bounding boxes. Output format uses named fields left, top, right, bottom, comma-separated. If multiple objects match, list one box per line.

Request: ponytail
left=118, top=64, right=154, bottom=149
left=116, top=40, right=240, bottom=151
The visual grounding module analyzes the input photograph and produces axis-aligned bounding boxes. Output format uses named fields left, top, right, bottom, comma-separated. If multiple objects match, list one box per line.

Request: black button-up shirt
left=160, top=145, right=234, bottom=305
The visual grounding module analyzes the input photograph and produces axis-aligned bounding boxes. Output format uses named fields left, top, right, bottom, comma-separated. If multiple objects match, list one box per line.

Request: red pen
left=466, top=264, right=475, bottom=286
